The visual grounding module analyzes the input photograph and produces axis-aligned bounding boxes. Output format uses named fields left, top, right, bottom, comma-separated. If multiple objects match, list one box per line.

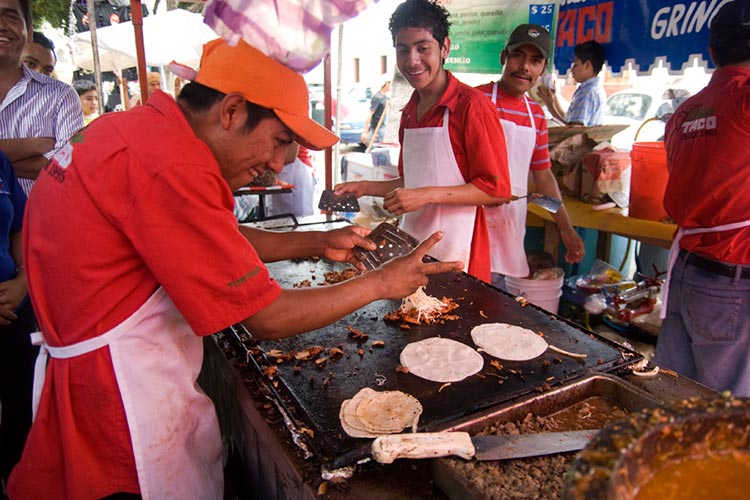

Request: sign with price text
left=443, top=0, right=556, bottom=74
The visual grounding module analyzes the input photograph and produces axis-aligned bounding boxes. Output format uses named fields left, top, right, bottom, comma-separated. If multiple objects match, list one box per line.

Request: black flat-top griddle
left=228, top=258, right=642, bottom=468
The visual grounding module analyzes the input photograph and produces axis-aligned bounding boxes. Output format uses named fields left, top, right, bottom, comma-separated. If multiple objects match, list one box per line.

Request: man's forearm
left=0, top=138, right=55, bottom=163
left=11, top=156, right=49, bottom=179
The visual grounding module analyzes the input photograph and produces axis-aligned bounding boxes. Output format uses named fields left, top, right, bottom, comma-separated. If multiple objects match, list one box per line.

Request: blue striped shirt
left=0, top=65, right=84, bottom=195
left=565, top=76, right=607, bottom=126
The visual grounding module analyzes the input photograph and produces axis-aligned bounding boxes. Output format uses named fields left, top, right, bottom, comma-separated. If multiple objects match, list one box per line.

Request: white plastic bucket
left=505, top=275, right=564, bottom=314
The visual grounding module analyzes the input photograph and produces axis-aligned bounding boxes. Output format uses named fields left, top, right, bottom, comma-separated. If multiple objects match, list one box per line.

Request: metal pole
left=334, top=23, right=344, bottom=185
left=324, top=51, right=333, bottom=191
left=130, top=0, right=149, bottom=102
left=85, top=0, right=103, bottom=114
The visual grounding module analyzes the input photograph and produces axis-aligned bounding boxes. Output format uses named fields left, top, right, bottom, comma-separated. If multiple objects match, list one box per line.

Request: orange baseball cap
left=195, top=38, right=338, bottom=151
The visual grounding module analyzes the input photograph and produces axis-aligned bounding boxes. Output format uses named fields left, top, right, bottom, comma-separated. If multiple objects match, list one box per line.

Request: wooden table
left=527, top=195, right=676, bottom=261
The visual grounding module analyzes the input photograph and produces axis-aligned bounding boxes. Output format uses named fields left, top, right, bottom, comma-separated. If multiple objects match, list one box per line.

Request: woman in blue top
left=0, top=150, right=37, bottom=486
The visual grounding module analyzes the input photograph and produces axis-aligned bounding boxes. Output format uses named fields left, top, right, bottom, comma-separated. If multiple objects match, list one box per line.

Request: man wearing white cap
left=8, top=39, right=462, bottom=500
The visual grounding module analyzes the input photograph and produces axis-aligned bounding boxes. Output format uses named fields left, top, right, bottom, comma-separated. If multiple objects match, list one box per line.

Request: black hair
left=177, top=81, right=277, bottom=133
left=574, top=40, right=605, bottom=74
left=18, top=0, right=31, bottom=32
left=710, top=43, right=750, bottom=66
left=32, top=31, right=56, bottom=62
left=72, top=79, right=96, bottom=96
left=388, top=0, right=451, bottom=47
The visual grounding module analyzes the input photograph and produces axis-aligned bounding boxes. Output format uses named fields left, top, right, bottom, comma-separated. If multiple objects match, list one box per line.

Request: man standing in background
left=655, top=0, right=750, bottom=397
left=360, top=74, right=391, bottom=147
left=538, top=40, right=607, bottom=126
left=475, top=24, right=584, bottom=289
left=0, top=0, right=83, bottom=195
left=20, top=31, right=56, bottom=78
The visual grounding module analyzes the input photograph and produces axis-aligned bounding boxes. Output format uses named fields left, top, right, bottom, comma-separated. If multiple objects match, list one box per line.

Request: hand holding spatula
left=511, top=193, right=562, bottom=213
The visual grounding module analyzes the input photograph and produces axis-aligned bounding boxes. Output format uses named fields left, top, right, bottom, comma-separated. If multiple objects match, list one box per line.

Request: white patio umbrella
left=70, top=9, right=218, bottom=72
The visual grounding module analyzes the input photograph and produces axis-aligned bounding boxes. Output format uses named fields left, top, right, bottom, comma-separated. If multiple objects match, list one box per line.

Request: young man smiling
left=336, top=0, right=511, bottom=283
left=476, top=24, right=584, bottom=288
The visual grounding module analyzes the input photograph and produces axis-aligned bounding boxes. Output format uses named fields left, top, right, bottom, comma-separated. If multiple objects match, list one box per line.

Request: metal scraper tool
left=512, top=193, right=563, bottom=213
left=318, top=190, right=360, bottom=212
left=353, top=222, right=420, bottom=271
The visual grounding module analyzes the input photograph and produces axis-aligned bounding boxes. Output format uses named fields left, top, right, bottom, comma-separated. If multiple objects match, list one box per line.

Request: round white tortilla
left=340, top=388, right=423, bottom=438
left=470, top=323, right=548, bottom=361
left=354, top=390, right=422, bottom=433
left=339, top=399, right=379, bottom=438
left=400, top=337, right=484, bottom=383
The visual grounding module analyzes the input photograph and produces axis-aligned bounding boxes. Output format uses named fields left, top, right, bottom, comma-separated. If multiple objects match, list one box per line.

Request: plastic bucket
left=505, top=275, right=564, bottom=314
left=629, top=142, right=668, bottom=221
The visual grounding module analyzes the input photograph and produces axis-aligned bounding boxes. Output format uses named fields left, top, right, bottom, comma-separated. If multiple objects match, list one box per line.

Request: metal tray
left=432, top=374, right=664, bottom=500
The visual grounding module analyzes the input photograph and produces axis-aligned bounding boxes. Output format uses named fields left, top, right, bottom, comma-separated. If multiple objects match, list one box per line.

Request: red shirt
left=474, top=82, right=552, bottom=171
left=663, top=66, right=750, bottom=264
left=10, top=91, right=282, bottom=499
left=397, top=72, right=511, bottom=281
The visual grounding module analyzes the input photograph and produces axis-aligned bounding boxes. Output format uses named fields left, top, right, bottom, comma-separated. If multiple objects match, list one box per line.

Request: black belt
left=680, top=249, right=750, bottom=279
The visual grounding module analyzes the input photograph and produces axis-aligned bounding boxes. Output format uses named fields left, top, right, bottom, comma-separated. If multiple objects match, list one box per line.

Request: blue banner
left=552, top=0, right=728, bottom=75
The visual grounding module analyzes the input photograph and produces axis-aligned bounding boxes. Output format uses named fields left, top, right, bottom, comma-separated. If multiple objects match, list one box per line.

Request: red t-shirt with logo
left=663, top=66, right=750, bottom=263
left=9, top=91, right=281, bottom=499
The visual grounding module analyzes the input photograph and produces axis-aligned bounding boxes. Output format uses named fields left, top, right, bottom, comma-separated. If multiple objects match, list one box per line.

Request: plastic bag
left=203, top=0, right=376, bottom=72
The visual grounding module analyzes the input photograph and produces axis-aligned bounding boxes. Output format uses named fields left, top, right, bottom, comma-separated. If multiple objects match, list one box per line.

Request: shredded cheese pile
left=399, top=287, right=447, bottom=323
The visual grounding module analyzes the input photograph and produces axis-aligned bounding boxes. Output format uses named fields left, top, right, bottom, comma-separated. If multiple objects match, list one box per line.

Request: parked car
left=603, top=75, right=709, bottom=151
left=338, top=84, right=373, bottom=145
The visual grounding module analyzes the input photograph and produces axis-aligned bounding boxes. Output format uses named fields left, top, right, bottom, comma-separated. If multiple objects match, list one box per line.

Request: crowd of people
left=1, top=0, right=749, bottom=498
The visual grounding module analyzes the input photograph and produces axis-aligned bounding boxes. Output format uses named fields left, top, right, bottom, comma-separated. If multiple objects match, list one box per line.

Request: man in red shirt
left=655, top=0, right=750, bottom=397
left=475, top=24, right=584, bottom=288
left=8, top=39, right=462, bottom=500
left=335, top=0, right=511, bottom=283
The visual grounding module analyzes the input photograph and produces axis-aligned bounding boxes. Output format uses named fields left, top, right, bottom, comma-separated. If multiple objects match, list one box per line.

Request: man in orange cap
left=8, top=39, right=462, bottom=500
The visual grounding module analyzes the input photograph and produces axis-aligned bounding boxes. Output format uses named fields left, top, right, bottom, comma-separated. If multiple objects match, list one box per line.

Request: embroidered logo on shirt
left=227, top=266, right=262, bottom=289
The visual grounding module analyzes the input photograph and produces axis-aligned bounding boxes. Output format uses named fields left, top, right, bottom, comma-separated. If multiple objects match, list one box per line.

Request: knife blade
left=371, top=430, right=597, bottom=464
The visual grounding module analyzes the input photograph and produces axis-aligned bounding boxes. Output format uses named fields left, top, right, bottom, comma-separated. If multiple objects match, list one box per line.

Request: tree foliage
left=32, top=0, right=73, bottom=33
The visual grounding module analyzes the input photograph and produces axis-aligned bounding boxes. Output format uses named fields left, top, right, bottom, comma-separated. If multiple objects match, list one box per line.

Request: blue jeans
left=654, top=252, right=750, bottom=396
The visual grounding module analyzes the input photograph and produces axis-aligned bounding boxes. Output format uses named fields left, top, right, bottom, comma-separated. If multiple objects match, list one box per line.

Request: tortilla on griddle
left=354, top=390, right=422, bottom=434
left=470, top=323, right=548, bottom=361
left=340, top=388, right=422, bottom=438
left=339, top=399, right=379, bottom=438
left=399, top=337, right=484, bottom=383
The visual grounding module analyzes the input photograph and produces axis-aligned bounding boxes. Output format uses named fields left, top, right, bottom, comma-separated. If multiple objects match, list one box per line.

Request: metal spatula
left=318, top=190, right=360, bottom=212
left=512, top=193, right=562, bottom=213
left=353, top=222, right=420, bottom=270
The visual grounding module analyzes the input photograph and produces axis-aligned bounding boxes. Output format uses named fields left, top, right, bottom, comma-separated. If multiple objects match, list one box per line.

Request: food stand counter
left=202, top=220, right=714, bottom=499
left=527, top=195, right=676, bottom=260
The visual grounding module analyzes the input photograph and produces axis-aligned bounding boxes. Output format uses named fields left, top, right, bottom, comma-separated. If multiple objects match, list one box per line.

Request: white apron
left=486, top=82, right=537, bottom=277
left=401, top=108, right=477, bottom=265
left=31, top=287, right=223, bottom=500
left=660, top=219, right=750, bottom=319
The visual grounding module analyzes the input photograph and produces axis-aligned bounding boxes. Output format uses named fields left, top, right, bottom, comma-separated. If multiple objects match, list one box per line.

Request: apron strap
left=660, top=220, right=750, bottom=319
left=29, top=287, right=167, bottom=420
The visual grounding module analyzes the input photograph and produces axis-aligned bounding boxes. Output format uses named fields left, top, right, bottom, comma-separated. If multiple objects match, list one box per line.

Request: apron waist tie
left=30, top=326, right=133, bottom=421
left=29, top=288, right=167, bottom=421
left=660, top=220, right=750, bottom=319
